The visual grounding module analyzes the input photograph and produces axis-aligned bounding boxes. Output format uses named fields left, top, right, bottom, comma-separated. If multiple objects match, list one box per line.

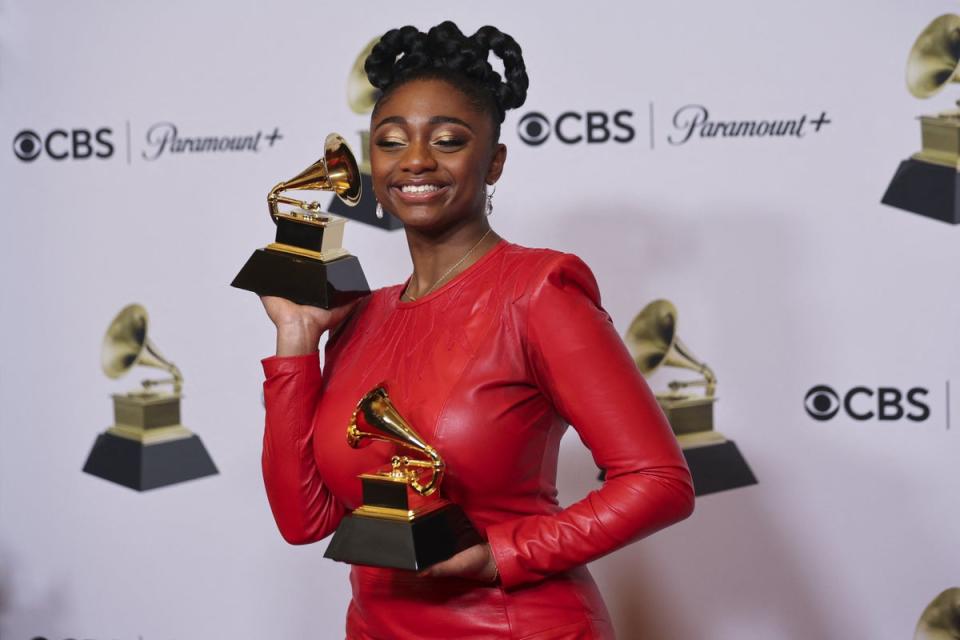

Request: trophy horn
left=625, top=299, right=716, bottom=396
left=347, top=385, right=444, bottom=496
left=907, top=14, right=960, bottom=99
left=267, top=133, right=362, bottom=219
left=347, top=37, right=382, bottom=114
left=101, top=304, right=183, bottom=394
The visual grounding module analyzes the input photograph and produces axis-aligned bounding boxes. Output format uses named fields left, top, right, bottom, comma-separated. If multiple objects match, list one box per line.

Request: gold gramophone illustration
left=914, top=587, right=960, bottom=640
left=882, top=14, right=960, bottom=224
left=83, top=304, right=217, bottom=491
left=324, top=385, right=482, bottom=570
left=325, top=37, right=403, bottom=231
left=626, top=300, right=756, bottom=496
left=231, top=132, right=371, bottom=308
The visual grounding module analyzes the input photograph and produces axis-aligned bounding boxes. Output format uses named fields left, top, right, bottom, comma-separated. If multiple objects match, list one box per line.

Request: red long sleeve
left=485, top=253, right=695, bottom=590
left=261, top=352, right=346, bottom=544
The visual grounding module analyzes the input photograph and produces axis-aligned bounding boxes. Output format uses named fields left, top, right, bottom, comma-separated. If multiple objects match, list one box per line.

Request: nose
left=398, top=139, right=437, bottom=173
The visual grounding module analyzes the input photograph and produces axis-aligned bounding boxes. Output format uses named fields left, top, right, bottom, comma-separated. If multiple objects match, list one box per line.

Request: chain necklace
left=403, top=228, right=493, bottom=302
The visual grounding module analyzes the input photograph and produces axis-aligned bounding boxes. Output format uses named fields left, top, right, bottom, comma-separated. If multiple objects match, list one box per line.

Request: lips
left=391, top=182, right=449, bottom=203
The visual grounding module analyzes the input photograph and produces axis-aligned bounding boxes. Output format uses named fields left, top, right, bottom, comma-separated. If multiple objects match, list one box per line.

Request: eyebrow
left=373, top=115, right=474, bottom=131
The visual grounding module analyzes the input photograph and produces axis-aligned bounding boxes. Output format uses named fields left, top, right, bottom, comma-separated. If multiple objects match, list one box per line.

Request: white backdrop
left=1, top=1, right=958, bottom=638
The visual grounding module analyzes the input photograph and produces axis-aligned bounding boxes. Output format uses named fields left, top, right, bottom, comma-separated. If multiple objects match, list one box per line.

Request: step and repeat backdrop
left=1, top=0, right=958, bottom=638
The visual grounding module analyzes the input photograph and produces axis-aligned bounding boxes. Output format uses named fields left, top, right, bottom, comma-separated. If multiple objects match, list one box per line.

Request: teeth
left=400, top=184, right=440, bottom=193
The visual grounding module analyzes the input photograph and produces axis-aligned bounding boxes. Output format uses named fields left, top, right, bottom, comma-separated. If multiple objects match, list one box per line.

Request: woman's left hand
left=418, top=543, right=498, bottom=583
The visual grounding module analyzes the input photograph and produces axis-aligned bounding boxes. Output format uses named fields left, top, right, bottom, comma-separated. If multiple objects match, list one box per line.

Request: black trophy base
left=683, top=439, right=757, bottom=497
left=231, top=249, right=370, bottom=309
left=323, top=503, right=483, bottom=571
left=82, top=432, right=218, bottom=491
left=882, top=158, right=960, bottom=224
left=328, top=172, right=404, bottom=230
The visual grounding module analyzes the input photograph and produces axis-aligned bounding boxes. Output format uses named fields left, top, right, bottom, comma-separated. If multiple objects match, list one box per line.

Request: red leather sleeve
left=261, top=352, right=346, bottom=544
left=485, top=253, right=695, bottom=590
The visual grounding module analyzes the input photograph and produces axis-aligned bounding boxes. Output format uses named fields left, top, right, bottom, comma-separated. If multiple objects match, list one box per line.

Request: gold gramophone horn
left=101, top=304, right=183, bottom=394
left=347, top=385, right=444, bottom=496
left=914, top=587, right=960, bottom=640
left=267, top=133, right=362, bottom=219
left=347, top=37, right=382, bottom=114
left=625, top=299, right=716, bottom=396
left=907, top=14, right=960, bottom=99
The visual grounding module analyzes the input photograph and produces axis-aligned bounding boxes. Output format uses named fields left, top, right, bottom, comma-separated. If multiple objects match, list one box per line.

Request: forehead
left=373, top=78, right=492, bottom=131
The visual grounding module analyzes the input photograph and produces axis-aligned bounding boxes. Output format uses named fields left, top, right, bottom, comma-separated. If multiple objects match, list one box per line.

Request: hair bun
left=364, top=21, right=529, bottom=121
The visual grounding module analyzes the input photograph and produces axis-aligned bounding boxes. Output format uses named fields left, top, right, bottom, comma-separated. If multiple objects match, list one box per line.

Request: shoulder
left=501, top=242, right=601, bottom=306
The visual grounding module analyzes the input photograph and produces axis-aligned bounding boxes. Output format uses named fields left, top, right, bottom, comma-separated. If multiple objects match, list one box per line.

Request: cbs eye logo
left=804, top=384, right=930, bottom=422
left=804, top=385, right=841, bottom=421
left=12, top=128, right=114, bottom=162
left=517, top=110, right=636, bottom=146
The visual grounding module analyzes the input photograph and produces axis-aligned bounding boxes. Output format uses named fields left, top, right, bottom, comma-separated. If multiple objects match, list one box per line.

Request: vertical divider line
left=126, top=120, right=132, bottom=165
left=649, top=102, right=655, bottom=150
left=947, top=380, right=950, bottom=431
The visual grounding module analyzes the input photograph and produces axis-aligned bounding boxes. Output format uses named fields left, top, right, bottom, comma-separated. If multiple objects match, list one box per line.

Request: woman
left=259, top=21, right=694, bottom=639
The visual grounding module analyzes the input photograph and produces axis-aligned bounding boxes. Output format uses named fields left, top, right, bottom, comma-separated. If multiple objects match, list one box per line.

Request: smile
left=392, top=183, right=449, bottom=203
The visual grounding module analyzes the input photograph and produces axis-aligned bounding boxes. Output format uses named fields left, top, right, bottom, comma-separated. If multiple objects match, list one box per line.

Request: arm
left=485, top=253, right=695, bottom=590
left=261, top=351, right=346, bottom=544
left=259, top=296, right=359, bottom=545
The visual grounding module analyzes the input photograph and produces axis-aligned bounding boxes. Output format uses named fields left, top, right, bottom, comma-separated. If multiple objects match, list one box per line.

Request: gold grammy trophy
left=882, top=14, right=960, bottom=224
left=231, top=133, right=371, bottom=308
left=626, top=300, right=756, bottom=496
left=324, top=385, right=483, bottom=570
left=83, top=304, right=218, bottom=491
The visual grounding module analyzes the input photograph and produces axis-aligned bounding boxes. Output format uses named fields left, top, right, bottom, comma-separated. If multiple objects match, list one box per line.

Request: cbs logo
left=517, top=110, right=635, bottom=146
left=13, top=128, right=114, bottom=162
left=804, top=385, right=930, bottom=422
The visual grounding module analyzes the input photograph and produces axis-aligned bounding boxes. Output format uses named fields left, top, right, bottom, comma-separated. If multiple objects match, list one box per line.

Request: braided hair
left=364, top=21, right=529, bottom=141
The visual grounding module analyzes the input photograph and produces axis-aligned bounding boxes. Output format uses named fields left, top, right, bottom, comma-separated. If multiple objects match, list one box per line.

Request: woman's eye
left=375, top=139, right=405, bottom=149
left=434, top=137, right=466, bottom=148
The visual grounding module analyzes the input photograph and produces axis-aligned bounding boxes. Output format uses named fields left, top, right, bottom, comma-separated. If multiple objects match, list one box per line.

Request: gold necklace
left=403, top=228, right=493, bottom=302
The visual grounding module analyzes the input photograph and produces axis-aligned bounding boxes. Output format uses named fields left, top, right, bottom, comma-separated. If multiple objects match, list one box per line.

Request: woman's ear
left=486, top=143, right=507, bottom=184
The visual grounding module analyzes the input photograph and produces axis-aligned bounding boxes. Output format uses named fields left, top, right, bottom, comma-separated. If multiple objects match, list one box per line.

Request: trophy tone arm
left=268, top=183, right=325, bottom=222
left=484, top=253, right=695, bottom=590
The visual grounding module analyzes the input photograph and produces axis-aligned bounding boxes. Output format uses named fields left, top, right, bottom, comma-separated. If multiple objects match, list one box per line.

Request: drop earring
left=375, top=201, right=384, bottom=219
left=485, top=184, right=496, bottom=216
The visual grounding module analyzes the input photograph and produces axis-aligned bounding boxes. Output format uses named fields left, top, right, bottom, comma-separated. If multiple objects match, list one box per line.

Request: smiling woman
left=256, top=20, right=695, bottom=640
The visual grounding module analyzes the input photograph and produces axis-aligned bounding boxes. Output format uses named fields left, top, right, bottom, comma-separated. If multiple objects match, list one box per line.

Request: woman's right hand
left=260, top=295, right=361, bottom=357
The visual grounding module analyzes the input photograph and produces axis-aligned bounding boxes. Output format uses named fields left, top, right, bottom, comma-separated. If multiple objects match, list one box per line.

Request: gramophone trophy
left=882, top=14, right=960, bottom=224
left=83, top=304, right=218, bottom=491
left=324, top=385, right=483, bottom=570
left=625, top=300, right=756, bottom=496
left=230, top=133, right=371, bottom=308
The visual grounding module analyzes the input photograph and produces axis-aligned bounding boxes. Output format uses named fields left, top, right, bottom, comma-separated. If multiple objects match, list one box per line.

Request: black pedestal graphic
left=596, top=439, right=757, bottom=497
left=882, top=158, right=960, bottom=224
left=231, top=249, right=370, bottom=309
left=683, top=440, right=757, bottom=497
left=324, top=504, right=483, bottom=571
left=83, top=432, right=218, bottom=491
left=328, top=173, right=404, bottom=231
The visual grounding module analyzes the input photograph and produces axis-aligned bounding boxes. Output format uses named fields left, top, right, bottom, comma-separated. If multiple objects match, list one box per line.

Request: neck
left=403, top=218, right=500, bottom=297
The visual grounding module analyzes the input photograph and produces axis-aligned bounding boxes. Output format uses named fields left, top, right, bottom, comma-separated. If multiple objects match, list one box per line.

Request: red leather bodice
left=261, top=239, right=694, bottom=639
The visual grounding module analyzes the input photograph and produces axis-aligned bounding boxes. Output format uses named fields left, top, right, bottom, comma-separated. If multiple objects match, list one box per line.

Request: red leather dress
left=261, top=239, right=694, bottom=639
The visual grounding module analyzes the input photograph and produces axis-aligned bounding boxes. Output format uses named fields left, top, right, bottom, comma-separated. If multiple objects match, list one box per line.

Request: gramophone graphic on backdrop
left=883, top=14, right=960, bottom=224
left=327, top=37, right=404, bottom=230
left=622, top=300, right=757, bottom=496
left=83, top=304, right=217, bottom=491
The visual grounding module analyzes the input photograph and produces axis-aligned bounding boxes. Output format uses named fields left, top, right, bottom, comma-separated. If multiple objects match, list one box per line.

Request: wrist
left=275, top=321, right=322, bottom=357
